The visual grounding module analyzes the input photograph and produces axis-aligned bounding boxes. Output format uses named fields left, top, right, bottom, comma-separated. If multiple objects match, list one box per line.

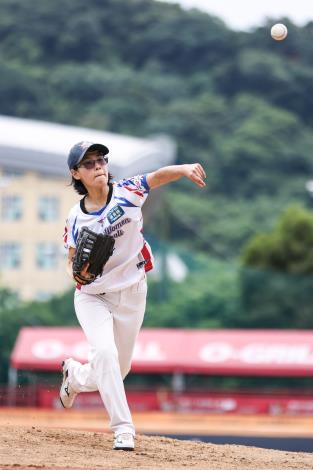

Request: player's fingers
left=81, top=262, right=90, bottom=275
left=194, top=168, right=204, bottom=182
left=198, top=164, right=206, bottom=179
left=190, top=173, right=206, bottom=187
left=194, top=163, right=206, bottom=179
left=190, top=164, right=205, bottom=181
left=197, top=178, right=206, bottom=187
left=190, top=165, right=206, bottom=185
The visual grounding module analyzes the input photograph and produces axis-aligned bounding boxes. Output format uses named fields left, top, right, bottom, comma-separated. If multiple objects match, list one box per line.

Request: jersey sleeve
left=116, top=174, right=150, bottom=208
left=63, top=210, right=78, bottom=250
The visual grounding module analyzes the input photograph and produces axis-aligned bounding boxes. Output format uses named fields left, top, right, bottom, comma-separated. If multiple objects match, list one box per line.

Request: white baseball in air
left=271, top=23, right=288, bottom=41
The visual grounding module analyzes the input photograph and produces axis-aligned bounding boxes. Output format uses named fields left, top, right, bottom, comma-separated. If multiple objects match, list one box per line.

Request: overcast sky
left=157, top=0, right=313, bottom=30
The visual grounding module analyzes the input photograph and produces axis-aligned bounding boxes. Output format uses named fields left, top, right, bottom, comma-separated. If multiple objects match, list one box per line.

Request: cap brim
left=86, top=143, right=109, bottom=155
left=77, top=143, right=109, bottom=165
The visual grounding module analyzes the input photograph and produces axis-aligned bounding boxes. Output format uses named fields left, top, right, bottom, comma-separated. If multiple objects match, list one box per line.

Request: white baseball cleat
left=59, top=358, right=77, bottom=409
left=113, top=433, right=135, bottom=451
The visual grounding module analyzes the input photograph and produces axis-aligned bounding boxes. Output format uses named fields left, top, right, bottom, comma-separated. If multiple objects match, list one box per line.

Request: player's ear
left=71, top=168, right=81, bottom=180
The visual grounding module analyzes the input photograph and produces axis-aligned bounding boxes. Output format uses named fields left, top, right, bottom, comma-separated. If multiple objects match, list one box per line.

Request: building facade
left=0, top=169, right=77, bottom=300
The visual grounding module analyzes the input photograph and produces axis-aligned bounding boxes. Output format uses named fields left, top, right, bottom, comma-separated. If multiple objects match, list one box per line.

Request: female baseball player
left=61, top=141, right=206, bottom=450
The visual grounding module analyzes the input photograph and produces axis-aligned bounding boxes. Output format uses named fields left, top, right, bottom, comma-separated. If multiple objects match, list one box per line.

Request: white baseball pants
left=69, top=276, right=147, bottom=436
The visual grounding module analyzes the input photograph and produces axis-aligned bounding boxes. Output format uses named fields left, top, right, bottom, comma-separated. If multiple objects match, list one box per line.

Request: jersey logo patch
left=107, top=205, right=125, bottom=224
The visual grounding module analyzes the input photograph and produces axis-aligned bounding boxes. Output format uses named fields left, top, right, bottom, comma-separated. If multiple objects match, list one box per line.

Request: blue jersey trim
left=141, top=174, right=150, bottom=192
left=72, top=216, right=79, bottom=243
left=88, top=205, right=107, bottom=216
left=113, top=196, right=138, bottom=208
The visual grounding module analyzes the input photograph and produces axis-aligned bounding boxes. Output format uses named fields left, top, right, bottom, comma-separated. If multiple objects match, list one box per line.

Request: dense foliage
left=240, top=206, right=313, bottom=328
left=1, top=0, right=313, bottom=255
left=0, top=289, right=76, bottom=382
left=1, top=0, right=313, bottom=381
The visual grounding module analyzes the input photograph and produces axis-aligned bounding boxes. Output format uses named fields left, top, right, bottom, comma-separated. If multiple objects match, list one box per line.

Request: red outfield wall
left=11, top=327, right=313, bottom=376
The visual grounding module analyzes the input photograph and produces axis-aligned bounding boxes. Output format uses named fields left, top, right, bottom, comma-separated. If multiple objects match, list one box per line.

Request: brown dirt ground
left=1, top=409, right=313, bottom=470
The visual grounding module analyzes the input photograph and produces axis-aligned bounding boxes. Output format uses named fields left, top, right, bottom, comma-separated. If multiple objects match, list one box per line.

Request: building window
left=38, top=196, right=59, bottom=221
left=36, top=243, right=59, bottom=269
left=0, top=243, right=21, bottom=268
left=1, top=195, right=23, bottom=220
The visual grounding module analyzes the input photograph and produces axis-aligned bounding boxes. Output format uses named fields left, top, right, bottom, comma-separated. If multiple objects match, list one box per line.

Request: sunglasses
left=78, top=155, right=109, bottom=170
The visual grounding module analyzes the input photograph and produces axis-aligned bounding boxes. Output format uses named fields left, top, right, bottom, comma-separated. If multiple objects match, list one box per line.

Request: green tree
left=144, top=257, right=240, bottom=329
left=240, top=205, right=313, bottom=328
left=0, top=288, right=76, bottom=383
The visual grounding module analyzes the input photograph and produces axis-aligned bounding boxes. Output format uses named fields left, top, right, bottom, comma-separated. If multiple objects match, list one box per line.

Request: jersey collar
left=80, top=183, right=113, bottom=215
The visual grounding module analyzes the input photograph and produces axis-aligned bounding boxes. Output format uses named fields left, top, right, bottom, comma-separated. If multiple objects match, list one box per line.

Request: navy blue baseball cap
left=67, top=141, right=109, bottom=170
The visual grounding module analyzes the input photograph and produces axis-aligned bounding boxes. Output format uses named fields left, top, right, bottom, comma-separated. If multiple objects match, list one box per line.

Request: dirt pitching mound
left=1, top=425, right=312, bottom=470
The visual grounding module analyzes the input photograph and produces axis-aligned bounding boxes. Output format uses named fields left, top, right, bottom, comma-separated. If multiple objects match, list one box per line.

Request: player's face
left=72, top=150, right=109, bottom=188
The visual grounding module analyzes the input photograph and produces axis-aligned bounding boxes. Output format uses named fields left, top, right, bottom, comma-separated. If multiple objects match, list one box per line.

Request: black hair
left=70, top=172, right=114, bottom=195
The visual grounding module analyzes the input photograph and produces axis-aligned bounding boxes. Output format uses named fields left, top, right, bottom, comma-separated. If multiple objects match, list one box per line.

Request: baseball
left=271, top=23, right=288, bottom=41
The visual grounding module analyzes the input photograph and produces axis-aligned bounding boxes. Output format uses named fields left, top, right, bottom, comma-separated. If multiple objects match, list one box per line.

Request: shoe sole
left=59, top=360, right=67, bottom=409
left=114, top=447, right=134, bottom=451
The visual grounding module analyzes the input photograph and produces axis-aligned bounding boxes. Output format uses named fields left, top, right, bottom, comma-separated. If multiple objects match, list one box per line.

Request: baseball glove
left=72, top=227, right=115, bottom=285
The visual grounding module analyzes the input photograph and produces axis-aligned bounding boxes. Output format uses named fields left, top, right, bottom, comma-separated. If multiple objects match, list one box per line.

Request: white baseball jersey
left=63, top=175, right=154, bottom=294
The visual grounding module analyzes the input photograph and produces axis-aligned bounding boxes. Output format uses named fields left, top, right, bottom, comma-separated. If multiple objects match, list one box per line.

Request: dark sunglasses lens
left=80, top=155, right=108, bottom=169
left=83, top=160, right=95, bottom=169
left=97, top=156, right=108, bottom=164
